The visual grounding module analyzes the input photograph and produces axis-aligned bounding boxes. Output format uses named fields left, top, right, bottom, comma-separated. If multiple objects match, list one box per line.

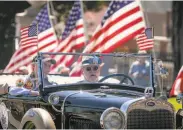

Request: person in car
left=129, top=50, right=150, bottom=87
left=80, top=55, right=104, bottom=82
left=8, top=55, right=56, bottom=96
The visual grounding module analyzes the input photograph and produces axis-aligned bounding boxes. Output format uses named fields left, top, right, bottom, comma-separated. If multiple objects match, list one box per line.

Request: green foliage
left=83, top=1, right=109, bottom=11
left=0, top=1, right=30, bottom=69
left=52, top=1, right=74, bottom=23
left=53, top=1, right=110, bottom=23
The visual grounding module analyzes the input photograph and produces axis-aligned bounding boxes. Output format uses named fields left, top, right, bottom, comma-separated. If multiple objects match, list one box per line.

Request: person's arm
left=9, top=87, right=39, bottom=96
left=129, top=63, right=136, bottom=77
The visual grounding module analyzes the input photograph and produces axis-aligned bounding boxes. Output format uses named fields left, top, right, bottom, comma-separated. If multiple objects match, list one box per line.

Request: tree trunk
left=172, top=1, right=183, bottom=79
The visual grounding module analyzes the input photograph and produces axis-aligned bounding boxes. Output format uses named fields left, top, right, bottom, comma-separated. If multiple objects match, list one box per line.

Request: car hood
left=48, top=90, right=143, bottom=109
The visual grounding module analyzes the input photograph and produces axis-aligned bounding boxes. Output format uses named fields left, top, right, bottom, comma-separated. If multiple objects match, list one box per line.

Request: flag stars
left=113, top=4, right=116, bottom=8
left=31, top=4, right=52, bottom=32
left=61, top=1, right=82, bottom=40
left=117, top=5, right=120, bottom=9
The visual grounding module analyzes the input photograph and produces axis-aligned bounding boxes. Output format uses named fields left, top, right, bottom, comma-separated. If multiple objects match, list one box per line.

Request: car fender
left=19, top=108, right=56, bottom=129
left=168, top=97, right=182, bottom=112
left=0, top=102, right=8, bottom=129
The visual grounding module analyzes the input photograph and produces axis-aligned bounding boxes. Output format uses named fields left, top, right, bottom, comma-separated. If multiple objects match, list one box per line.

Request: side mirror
left=176, top=93, right=183, bottom=104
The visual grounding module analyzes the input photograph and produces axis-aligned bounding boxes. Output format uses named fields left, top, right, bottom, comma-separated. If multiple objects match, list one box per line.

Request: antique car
left=0, top=52, right=177, bottom=129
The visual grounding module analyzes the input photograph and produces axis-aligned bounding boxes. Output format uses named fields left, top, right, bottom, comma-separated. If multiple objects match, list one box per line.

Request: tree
left=172, top=1, right=183, bottom=78
left=52, top=1, right=109, bottom=24
left=0, top=1, right=30, bottom=69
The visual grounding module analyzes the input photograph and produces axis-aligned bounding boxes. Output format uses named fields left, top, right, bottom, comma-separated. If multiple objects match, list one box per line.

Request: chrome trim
left=48, top=93, right=62, bottom=113
left=100, top=107, right=126, bottom=129
left=149, top=55, right=153, bottom=88
left=61, top=91, right=82, bottom=129
left=48, top=94, right=60, bottom=105
left=144, top=87, right=154, bottom=98
left=51, top=105, right=62, bottom=113
left=120, top=97, right=145, bottom=115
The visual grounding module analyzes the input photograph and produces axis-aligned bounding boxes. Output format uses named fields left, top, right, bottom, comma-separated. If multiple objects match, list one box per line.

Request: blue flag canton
left=28, top=25, right=37, bottom=37
left=101, top=0, right=134, bottom=26
left=32, top=4, right=51, bottom=34
left=145, top=28, right=153, bottom=39
left=62, top=1, right=82, bottom=40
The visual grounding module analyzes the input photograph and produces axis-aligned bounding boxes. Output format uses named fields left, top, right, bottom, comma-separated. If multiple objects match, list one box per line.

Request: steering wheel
left=98, top=73, right=135, bottom=85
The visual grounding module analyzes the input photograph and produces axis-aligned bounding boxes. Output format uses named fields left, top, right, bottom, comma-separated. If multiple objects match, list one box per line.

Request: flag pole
left=152, top=27, right=154, bottom=38
left=36, top=22, right=39, bottom=53
left=49, top=1, right=57, bottom=26
left=47, top=1, right=59, bottom=45
left=79, top=0, right=89, bottom=44
left=139, top=0, right=162, bottom=96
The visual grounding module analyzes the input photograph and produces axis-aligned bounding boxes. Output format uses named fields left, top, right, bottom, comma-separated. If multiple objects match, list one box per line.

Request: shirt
left=129, top=60, right=150, bottom=87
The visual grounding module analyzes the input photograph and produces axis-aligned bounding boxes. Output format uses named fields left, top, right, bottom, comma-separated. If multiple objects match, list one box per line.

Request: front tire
left=20, top=108, right=56, bottom=129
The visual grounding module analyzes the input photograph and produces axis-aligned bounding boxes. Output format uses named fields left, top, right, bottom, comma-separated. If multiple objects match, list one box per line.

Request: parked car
left=0, top=52, right=177, bottom=129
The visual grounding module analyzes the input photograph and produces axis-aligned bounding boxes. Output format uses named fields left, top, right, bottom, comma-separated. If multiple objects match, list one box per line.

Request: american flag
left=32, top=3, right=58, bottom=52
left=50, top=1, right=85, bottom=73
left=3, top=25, right=38, bottom=73
left=4, top=3, right=58, bottom=73
left=70, top=0, right=145, bottom=76
left=170, top=66, right=183, bottom=97
left=136, top=27, right=154, bottom=50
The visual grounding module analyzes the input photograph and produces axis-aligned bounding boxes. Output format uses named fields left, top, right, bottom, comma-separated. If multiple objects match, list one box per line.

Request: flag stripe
left=70, top=0, right=146, bottom=76
left=5, top=36, right=57, bottom=71
left=92, top=17, right=143, bottom=52
left=136, top=28, right=154, bottom=51
left=89, top=2, right=141, bottom=44
left=170, top=66, right=183, bottom=97
left=50, top=1, right=85, bottom=73
left=103, top=28, right=144, bottom=53
left=4, top=4, right=58, bottom=73
left=83, top=3, right=143, bottom=53
left=51, top=34, right=85, bottom=72
left=5, top=47, right=38, bottom=70
left=54, top=20, right=84, bottom=52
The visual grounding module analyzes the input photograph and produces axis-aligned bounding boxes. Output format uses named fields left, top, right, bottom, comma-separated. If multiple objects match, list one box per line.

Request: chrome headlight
left=100, top=107, right=126, bottom=129
left=48, top=94, right=60, bottom=105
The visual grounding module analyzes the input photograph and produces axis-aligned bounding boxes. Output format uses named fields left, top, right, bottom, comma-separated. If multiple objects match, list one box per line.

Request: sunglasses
left=85, top=66, right=99, bottom=72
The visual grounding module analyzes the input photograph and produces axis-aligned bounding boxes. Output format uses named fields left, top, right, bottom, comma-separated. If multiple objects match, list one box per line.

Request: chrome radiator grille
left=127, top=109, right=174, bottom=129
left=126, top=98, right=175, bottom=129
left=69, top=117, right=101, bottom=129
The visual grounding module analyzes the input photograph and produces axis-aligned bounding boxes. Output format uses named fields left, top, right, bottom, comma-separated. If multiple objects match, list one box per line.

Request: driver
left=80, top=55, right=103, bottom=82
left=9, top=55, right=56, bottom=96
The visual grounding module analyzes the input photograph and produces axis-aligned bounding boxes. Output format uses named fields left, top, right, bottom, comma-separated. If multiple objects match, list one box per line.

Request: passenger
left=129, top=51, right=150, bottom=87
left=80, top=55, right=104, bottom=82
left=8, top=55, right=56, bottom=96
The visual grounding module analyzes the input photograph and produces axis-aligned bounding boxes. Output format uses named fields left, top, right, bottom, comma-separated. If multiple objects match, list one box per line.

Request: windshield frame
left=36, top=52, right=154, bottom=96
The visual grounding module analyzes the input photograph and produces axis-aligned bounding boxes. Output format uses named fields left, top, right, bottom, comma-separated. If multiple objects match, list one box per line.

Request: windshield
left=38, top=52, right=152, bottom=89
